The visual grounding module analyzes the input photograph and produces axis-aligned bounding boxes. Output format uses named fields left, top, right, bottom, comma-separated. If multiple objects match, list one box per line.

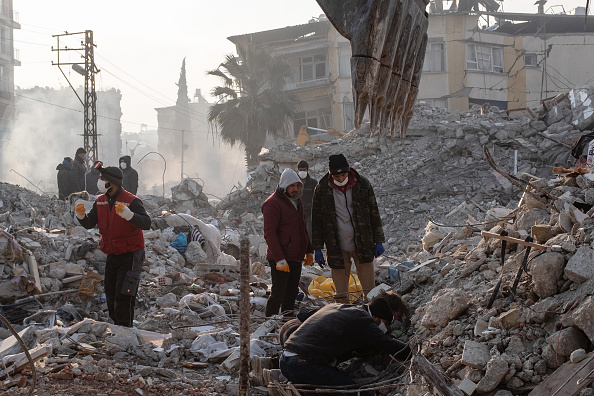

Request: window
left=293, top=108, right=333, bottom=136
left=422, top=42, right=445, bottom=73
left=466, top=44, right=504, bottom=73
left=524, top=53, right=537, bottom=67
left=300, top=54, right=326, bottom=82
left=0, top=65, right=8, bottom=92
left=338, top=46, right=351, bottom=77
left=343, top=99, right=354, bottom=131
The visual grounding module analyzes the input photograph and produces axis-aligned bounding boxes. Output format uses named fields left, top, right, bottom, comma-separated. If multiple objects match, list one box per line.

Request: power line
left=13, top=92, right=212, bottom=134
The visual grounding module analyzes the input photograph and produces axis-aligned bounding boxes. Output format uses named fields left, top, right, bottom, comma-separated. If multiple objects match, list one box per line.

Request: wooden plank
left=0, top=345, right=51, bottom=378
left=529, top=353, right=594, bottom=396
left=412, top=354, right=464, bottom=396
left=481, top=231, right=547, bottom=251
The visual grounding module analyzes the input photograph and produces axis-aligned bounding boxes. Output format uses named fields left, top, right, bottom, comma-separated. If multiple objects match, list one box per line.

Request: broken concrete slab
left=561, top=296, right=594, bottom=344
left=420, top=289, right=469, bottom=328
left=530, top=252, right=565, bottom=298
left=476, top=357, right=509, bottom=393
left=546, top=327, right=590, bottom=357
left=461, top=340, right=490, bottom=370
left=0, top=326, right=37, bottom=358
left=565, top=246, right=594, bottom=283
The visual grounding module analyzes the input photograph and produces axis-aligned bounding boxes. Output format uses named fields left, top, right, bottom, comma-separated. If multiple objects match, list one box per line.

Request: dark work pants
left=266, top=260, right=302, bottom=317
left=104, top=249, right=144, bottom=327
left=280, top=355, right=372, bottom=396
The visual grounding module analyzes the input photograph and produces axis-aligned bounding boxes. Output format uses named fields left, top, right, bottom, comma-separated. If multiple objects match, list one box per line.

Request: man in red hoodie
left=262, top=169, right=314, bottom=317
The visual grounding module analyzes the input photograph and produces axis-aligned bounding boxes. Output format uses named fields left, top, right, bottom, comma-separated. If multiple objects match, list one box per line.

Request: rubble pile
left=1, top=86, right=594, bottom=394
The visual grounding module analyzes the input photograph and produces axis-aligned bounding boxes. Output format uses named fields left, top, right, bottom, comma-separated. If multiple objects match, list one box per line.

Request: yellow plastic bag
left=307, top=274, right=364, bottom=302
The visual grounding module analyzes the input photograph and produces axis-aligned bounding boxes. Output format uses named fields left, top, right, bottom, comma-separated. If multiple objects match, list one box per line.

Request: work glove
left=314, top=250, right=325, bottom=266
left=374, top=243, right=385, bottom=258
left=304, top=253, right=314, bottom=266
left=75, top=203, right=86, bottom=220
left=115, top=203, right=134, bottom=221
left=276, top=259, right=290, bottom=273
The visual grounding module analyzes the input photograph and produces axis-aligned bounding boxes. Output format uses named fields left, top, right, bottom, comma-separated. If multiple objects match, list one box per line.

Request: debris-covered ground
left=1, top=86, right=594, bottom=395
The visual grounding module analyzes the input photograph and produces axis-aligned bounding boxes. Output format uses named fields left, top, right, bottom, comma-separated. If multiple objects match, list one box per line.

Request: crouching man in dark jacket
left=281, top=292, right=411, bottom=395
left=75, top=166, right=151, bottom=327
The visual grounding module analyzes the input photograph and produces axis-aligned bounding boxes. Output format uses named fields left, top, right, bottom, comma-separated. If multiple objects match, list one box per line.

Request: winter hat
left=368, top=298, right=394, bottom=323
left=76, top=147, right=87, bottom=155
left=297, top=160, right=309, bottom=169
left=62, top=157, right=73, bottom=168
left=100, top=166, right=123, bottom=186
left=328, top=154, right=349, bottom=175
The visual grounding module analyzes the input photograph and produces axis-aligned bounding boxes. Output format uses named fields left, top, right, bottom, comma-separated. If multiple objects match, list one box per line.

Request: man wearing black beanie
left=75, top=164, right=151, bottom=327
left=311, top=153, right=385, bottom=299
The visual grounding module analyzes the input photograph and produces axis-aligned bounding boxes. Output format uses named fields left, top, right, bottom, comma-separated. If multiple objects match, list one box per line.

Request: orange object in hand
left=304, top=253, right=314, bottom=266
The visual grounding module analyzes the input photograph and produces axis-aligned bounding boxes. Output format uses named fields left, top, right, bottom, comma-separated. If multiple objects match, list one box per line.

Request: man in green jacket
left=311, top=154, right=385, bottom=298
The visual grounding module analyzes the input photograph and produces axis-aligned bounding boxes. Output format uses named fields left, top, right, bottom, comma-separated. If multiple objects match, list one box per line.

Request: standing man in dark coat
left=56, top=157, right=74, bottom=200
left=71, top=147, right=88, bottom=192
left=85, top=160, right=101, bottom=195
left=262, top=169, right=313, bottom=317
left=311, top=154, right=385, bottom=298
left=296, top=160, right=318, bottom=238
left=119, top=155, right=139, bottom=195
left=75, top=165, right=151, bottom=327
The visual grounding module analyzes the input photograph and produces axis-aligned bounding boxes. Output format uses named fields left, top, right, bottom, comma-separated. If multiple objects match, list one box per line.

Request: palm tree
left=207, top=46, right=300, bottom=167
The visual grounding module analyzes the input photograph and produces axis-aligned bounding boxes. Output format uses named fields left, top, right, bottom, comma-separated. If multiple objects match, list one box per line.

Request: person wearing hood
left=75, top=165, right=151, bottom=327
left=56, top=157, right=74, bottom=200
left=85, top=160, right=102, bottom=195
left=262, top=169, right=314, bottom=317
left=119, top=155, right=139, bottom=195
left=311, top=154, right=385, bottom=299
left=71, top=147, right=88, bottom=192
left=296, top=160, right=318, bottom=239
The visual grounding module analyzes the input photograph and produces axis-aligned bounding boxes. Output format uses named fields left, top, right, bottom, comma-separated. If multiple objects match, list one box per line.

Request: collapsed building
left=0, top=86, right=594, bottom=395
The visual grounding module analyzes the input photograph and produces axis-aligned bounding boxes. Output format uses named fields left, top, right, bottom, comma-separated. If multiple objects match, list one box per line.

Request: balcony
left=284, top=76, right=330, bottom=91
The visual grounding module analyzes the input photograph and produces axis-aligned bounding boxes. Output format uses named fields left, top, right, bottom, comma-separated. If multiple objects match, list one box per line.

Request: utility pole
left=52, top=30, right=100, bottom=164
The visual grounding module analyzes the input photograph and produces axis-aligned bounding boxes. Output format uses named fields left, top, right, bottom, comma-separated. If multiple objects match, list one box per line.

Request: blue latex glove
left=314, top=250, right=325, bottom=266
left=374, top=243, right=385, bottom=258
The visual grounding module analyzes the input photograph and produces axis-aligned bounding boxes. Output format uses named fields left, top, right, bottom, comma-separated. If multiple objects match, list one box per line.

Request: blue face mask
left=83, top=154, right=89, bottom=160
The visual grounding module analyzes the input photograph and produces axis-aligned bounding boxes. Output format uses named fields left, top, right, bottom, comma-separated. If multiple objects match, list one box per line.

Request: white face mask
left=378, top=322, right=388, bottom=333
left=97, top=179, right=109, bottom=194
left=298, top=171, right=308, bottom=179
left=120, top=162, right=127, bottom=169
left=334, top=176, right=349, bottom=186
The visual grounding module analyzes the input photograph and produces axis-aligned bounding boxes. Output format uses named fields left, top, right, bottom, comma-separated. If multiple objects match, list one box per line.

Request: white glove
left=115, top=203, right=134, bottom=221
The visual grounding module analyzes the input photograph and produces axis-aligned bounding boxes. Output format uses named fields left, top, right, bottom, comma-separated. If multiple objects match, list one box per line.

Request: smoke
left=0, top=87, right=122, bottom=195
left=0, top=87, right=246, bottom=200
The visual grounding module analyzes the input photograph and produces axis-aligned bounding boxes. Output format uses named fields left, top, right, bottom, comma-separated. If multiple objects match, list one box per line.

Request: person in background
left=56, top=157, right=74, bottom=200
left=296, top=160, right=318, bottom=238
left=71, top=147, right=88, bottom=192
left=119, top=155, right=139, bottom=195
left=262, top=169, right=314, bottom=317
left=75, top=165, right=151, bottom=327
left=85, top=160, right=102, bottom=195
left=311, top=154, right=385, bottom=298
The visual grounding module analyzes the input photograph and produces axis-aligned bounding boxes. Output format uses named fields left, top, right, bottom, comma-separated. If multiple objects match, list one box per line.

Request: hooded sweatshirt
left=262, top=169, right=312, bottom=262
left=278, top=169, right=304, bottom=207
left=119, top=155, right=139, bottom=195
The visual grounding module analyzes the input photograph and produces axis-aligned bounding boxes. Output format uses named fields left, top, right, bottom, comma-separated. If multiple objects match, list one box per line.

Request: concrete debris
left=3, top=89, right=594, bottom=394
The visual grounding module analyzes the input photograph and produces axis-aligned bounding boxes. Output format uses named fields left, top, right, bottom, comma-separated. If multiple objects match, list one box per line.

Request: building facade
left=228, top=17, right=356, bottom=137
left=418, top=6, right=594, bottom=111
left=0, top=0, right=19, bottom=145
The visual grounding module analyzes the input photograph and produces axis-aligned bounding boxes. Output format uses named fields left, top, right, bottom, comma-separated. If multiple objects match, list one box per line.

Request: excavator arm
left=315, top=0, right=429, bottom=138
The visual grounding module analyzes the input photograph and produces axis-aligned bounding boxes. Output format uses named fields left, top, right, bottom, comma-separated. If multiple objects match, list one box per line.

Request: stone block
left=499, top=308, right=521, bottom=329
left=530, top=224, right=557, bottom=244
left=458, top=378, right=477, bottom=395
left=561, top=296, right=594, bottom=343
left=461, top=340, right=490, bottom=369
left=420, top=289, right=469, bottom=328
left=565, top=246, right=594, bottom=283
left=0, top=326, right=37, bottom=358
left=531, top=252, right=565, bottom=298
left=476, top=357, right=508, bottom=392
left=156, top=292, right=177, bottom=308
left=546, top=327, right=589, bottom=356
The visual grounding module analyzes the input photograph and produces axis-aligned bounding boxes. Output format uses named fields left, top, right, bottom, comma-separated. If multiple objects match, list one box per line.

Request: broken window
left=466, top=44, right=504, bottom=73
left=343, top=99, right=354, bottom=131
left=422, top=42, right=445, bottom=73
left=524, top=53, right=537, bottom=67
left=300, top=53, right=327, bottom=82
left=293, top=108, right=333, bottom=136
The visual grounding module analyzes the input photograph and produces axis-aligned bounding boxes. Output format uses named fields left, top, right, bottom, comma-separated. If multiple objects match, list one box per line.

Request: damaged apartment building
left=227, top=0, right=594, bottom=138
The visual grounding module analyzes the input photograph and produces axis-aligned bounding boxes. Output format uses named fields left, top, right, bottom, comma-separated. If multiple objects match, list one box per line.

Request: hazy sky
left=14, top=0, right=590, bottom=133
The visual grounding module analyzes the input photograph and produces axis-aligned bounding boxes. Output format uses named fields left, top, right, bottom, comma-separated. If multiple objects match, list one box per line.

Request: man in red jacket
left=75, top=166, right=151, bottom=327
left=262, top=169, right=314, bottom=317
